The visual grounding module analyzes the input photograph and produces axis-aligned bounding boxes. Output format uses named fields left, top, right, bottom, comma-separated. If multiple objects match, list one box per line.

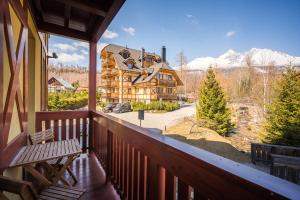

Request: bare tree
left=176, top=51, right=188, bottom=97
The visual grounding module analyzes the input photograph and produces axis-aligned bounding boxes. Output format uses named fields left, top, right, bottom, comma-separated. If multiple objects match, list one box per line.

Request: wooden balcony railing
left=36, top=110, right=300, bottom=200
left=36, top=111, right=91, bottom=153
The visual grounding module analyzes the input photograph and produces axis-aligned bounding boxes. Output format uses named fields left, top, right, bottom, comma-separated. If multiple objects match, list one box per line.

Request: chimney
left=161, top=46, right=166, bottom=62
left=141, top=48, right=145, bottom=67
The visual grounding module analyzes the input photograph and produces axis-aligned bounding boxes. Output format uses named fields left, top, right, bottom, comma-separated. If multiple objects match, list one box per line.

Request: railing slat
left=69, top=118, right=74, bottom=139
left=128, top=145, right=133, bottom=200
left=82, top=118, right=87, bottom=152
left=178, top=179, right=191, bottom=200
left=139, top=153, right=147, bottom=200
left=165, top=170, right=176, bottom=200
left=76, top=118, right=80, bottom=143
left=53, top=120, right=59, bottom=141
left=61, top=119, right=66, bottom=140
left=133, top=149, right=139, bottom=200
left=45, top=120, right=50, bottom=130
left=146, top=158, right=159, bottom=200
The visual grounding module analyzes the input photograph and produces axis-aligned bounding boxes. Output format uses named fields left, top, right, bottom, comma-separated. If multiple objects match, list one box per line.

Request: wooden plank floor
left=66, top=152, right=120, bottom=200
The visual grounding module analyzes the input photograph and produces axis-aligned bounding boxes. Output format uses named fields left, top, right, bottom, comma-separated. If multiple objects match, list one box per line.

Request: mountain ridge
left=186, top=48, right=300, bottom=71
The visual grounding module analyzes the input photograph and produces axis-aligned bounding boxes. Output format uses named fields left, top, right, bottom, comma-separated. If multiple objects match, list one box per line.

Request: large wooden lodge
left=0, top=0, right=299, bottom=199
left=100, top=44, right=183, bottom=103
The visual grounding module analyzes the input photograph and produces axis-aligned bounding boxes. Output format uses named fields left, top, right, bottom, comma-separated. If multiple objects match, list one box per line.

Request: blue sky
left=49, top=0, right=300, bottom=68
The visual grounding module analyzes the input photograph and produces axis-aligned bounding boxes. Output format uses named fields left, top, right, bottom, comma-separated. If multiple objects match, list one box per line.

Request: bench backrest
left=29, top=129, right=54, bottom=145
left=0, top=175, right=38, bottom=200
left=251, top=143, right=300, bottom=164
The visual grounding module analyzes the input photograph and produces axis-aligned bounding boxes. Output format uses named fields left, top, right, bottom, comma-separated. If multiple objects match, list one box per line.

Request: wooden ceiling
left=29, top=0, right=125, bottom=42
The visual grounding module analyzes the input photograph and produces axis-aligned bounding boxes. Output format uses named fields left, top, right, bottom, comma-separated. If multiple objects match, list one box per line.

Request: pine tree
left=263, top=66, right=300, bottom=146
left=196, top=67, right=233, bottom=136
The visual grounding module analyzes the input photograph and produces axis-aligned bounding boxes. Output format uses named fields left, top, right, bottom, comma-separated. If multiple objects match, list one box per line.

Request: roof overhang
left=29, top=0, right=125, bottom=42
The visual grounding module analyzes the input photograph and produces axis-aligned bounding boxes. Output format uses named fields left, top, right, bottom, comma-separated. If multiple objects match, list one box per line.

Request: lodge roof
left=48, top=76, right=75, bottom=90
left=102, top=44, right=183, bottom=86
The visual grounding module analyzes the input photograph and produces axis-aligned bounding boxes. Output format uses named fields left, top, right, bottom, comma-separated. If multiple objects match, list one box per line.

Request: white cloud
left=226, top=31, right=236, bottom=37
left=73, top=41, right=89, bottom=49
left=81, top=49, right=88, bottom=55
left=122, top=27, right=136, bottom=36
left=186, top=14, right=193, bottom=18
left=52, top=43, right=76, bottom=51
left=56, top=52, right=85, bottom=63
left=97, top=43, right=108, bottom=54
left=103, top=30, right=119, bottom=39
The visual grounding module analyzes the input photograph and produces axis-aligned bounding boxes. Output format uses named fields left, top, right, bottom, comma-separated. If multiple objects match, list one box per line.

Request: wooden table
left=9, top=139, right=82, bottom=186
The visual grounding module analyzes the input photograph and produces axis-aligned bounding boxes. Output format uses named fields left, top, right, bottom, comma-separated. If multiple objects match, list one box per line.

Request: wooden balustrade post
left=88, top=42, right=97, bottom=110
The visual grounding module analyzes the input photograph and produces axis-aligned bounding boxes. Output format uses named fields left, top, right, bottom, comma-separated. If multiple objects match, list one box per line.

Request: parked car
left=102, top=103, right=118, bottom=113
left=113, top=103, right=132, bottom=113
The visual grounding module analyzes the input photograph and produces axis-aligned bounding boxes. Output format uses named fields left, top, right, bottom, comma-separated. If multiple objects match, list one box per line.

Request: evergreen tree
left=263, top=66, right=300, bottom=146
left=196, top=67, right=233, bottom=136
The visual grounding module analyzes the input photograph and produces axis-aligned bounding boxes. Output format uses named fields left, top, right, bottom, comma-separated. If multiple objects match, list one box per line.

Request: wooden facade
left=100, top=44, right=183, bottom=103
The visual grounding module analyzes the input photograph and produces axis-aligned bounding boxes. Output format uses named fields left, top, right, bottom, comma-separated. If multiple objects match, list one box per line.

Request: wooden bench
left=270, top=154, right=300, bottom=184
left=251, top=143, right=300, bottom=165
left=0, top=175, right=85, bottom=200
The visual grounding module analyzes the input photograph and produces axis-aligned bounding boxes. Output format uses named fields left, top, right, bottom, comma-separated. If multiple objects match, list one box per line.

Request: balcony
left=158, top=80, right=177, bottom=87
left=34, top=110, right=300, bottom=200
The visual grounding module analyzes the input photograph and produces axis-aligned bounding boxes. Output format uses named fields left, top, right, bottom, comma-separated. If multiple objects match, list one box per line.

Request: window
left=127, top=63, right=133, bottom=69
left=144, top=87, right=147, bottom=94
left=158, top=74, right=163, bottom=80
left=157, top=88, right=163, bottom=94
left=128, top=88, right=131, bottom=94
left=168, top=75, right=172, bottom=80
left=128, top=76, right=132, bottom=82
left=167, top=88, right=173, bottom=94
left=136, top=88, right=139, bottom=93
left=146, top=56, right=152, bottom=62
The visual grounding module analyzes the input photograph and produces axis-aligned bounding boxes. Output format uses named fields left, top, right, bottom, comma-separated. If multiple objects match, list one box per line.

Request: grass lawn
left=164, top=120, right=250, bottom=163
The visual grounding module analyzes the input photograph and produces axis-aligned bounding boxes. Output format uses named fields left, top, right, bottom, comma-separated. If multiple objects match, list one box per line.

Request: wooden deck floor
left=67, top=152, right=120, bottom=200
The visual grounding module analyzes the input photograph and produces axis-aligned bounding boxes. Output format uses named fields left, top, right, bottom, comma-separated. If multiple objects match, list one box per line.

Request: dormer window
left=119, top=49, right=130, bottom=59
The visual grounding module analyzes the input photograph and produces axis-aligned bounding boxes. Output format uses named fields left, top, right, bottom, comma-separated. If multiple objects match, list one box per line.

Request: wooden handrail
left=90, top=110, right=300, bottom=200
left=35, top=110, right=300, bottom=199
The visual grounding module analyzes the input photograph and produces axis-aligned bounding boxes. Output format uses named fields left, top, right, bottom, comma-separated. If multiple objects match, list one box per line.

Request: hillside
left=48, top=64, right=101, bottom=88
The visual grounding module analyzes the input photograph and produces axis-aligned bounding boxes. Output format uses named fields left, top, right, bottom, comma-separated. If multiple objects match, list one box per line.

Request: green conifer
left=196, top=67, right=233, bottom=136
left=263, top=66, right=300, bottom=146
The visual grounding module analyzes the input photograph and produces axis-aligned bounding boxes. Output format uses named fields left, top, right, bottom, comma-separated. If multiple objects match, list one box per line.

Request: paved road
left=108, top=103, right=195, bottom=131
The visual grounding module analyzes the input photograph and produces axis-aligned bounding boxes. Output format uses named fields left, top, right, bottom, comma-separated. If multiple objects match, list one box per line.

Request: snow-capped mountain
left=187, top=48, right=300, bottom=70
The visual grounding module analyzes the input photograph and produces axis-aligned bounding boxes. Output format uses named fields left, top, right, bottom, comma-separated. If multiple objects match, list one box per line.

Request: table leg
left=24, top=165, right=52, bottom=186
left=51, top=156, right=75, bottom=184
left=40, top=162, right=71, bottom=186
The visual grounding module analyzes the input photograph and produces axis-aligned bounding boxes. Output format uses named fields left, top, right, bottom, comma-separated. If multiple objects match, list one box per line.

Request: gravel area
left=108, top=103, right=195, bottom=130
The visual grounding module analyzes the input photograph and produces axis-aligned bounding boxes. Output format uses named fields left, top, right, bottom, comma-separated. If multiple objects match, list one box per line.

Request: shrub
left=131, top=101, right=179, bottom=112
left=48, top=91, right=88, bottom=111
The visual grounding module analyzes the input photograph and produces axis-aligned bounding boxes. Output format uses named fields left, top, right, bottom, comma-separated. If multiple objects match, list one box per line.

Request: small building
left=48, top=76, right=75, bottom=92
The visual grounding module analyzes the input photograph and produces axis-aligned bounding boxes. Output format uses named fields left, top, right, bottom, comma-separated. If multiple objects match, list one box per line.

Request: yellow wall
left=2, top=1, right=47, bottom=196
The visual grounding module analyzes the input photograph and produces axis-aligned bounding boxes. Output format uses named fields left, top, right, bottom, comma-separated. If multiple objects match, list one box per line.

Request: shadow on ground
left=166, top=134, right=250, bottom=163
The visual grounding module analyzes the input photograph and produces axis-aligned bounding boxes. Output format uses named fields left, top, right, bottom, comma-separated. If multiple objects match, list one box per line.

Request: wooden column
left=0, top=0, right=4, bottom=153
left=89, top=41, right=97, bottom=110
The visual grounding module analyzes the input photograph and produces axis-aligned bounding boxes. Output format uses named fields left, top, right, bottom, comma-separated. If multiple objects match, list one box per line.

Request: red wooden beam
left=37, top=21, right=90, bottom=41
left=0, top=0, right=4, bottom=153
left=89, top=42, right=97, bottom=110
left=64, top=4, right=71, bottom=28
left=55, top=0, right=106, bottom=17
left=91, top=0, right=125, bottom=42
